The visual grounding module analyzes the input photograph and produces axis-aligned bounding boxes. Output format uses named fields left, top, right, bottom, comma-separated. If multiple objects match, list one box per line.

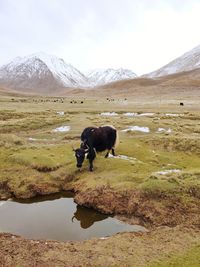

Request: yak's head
left=73, top=143, right=89, bottom=168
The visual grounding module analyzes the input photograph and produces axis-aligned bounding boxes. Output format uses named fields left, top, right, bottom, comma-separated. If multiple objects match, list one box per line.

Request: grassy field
left=1, top=95, right=200, bottom=200
left=0, top=94, right=200, bottom=266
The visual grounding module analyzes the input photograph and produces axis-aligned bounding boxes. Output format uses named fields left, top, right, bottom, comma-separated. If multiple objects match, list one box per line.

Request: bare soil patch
left=1, top=226, right=199, bottom=267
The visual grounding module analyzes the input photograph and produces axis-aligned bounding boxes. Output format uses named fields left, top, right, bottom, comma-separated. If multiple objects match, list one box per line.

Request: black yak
left=74, top=125, right=118, bottom=171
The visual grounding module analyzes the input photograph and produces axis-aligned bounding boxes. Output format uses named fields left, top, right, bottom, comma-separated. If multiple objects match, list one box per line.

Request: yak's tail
left=114, top=129, right=119, bottom=149
left=108, top=125, right=119, bottom=149
left=103, top=125, right=119, bottom=149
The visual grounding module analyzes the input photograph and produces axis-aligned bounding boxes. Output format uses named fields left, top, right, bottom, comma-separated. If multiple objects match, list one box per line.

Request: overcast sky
left=1, top=0, right=200, bottom=75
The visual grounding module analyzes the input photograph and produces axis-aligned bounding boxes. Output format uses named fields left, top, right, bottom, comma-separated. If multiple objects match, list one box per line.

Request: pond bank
left=1, top=178, right=200, bottom=228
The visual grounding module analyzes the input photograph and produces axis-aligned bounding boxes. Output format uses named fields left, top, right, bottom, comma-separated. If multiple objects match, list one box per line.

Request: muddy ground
left=1, top=226, right=200, bottom=267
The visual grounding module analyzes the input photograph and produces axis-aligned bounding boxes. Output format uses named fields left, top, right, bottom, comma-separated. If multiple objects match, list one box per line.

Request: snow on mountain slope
left=27, top=52, right=88, bottom=87
left=0, top=52, right=138, bottom=92
left=144, top=45, right=200, bottom=78
left=0, top=52, right=88, bottom=91
left=86, top=68, right=137, bottom=86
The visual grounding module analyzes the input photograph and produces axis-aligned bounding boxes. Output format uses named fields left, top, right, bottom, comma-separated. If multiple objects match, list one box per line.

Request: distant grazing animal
left=74, top=125, right=118, bottom=171
left=180, top=102, right=184, bottom=106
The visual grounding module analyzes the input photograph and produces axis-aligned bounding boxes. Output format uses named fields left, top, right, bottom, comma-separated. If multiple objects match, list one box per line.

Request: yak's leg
left=111, top=148, right=115, bottom=156
left=88, top=148, right=96, bottom=171
left=105, top=150, right=110, bottom=158
left=89, top=159, right=93, bottom=171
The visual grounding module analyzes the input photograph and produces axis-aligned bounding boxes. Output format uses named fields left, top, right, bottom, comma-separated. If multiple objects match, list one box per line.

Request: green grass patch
left=149, top=245, right=200, bottom=267
left=9, top=145, right=74, bottom=171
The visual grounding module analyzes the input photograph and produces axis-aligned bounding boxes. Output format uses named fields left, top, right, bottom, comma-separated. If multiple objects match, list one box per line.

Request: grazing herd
left=70, top=100, right=84, bottom=104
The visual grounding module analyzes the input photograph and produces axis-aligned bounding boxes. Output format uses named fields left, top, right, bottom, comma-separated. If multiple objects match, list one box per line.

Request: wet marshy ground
left=0, top=192, right=146, bottom=241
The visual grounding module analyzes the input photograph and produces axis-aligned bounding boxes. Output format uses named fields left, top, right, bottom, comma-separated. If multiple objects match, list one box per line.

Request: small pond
left=0, top=192, right=146, bottom=241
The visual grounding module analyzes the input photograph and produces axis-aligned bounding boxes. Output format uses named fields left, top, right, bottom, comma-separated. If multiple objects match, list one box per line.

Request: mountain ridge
left=0, top=53, right=137, bottom=92
left=86, top=68, right=137, bottom=86
left=144, top=44, right=200, bottom=78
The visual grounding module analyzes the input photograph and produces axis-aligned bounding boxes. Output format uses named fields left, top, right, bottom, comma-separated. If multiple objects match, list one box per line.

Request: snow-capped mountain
left=86, top=68, right=137, bottom=86
left=144, top=44, right=200, bottom=78
left=0, top=52, right=88, bottom=92
left=0, top=52, right=138, bottom=92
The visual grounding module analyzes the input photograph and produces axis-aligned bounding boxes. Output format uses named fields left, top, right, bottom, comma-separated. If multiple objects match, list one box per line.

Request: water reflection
left=0, top=192, right=146, bottom=241
left=14, top=192, right=108, bottom=229
left=72, top=205, right=108, bottom=229
left=13, top=191, right=74, bottom=204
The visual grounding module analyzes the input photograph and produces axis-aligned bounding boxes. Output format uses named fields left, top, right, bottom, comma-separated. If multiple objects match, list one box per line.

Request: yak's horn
left=71, top=144, right=76, bottom=151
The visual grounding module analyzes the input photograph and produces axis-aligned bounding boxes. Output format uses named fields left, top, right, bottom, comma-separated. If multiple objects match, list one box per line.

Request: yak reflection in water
left=72, top=205, right=108, bottom=229
left=0, top=192, right=147, bottom=241
left=14, top=192, right=109, bottom=229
